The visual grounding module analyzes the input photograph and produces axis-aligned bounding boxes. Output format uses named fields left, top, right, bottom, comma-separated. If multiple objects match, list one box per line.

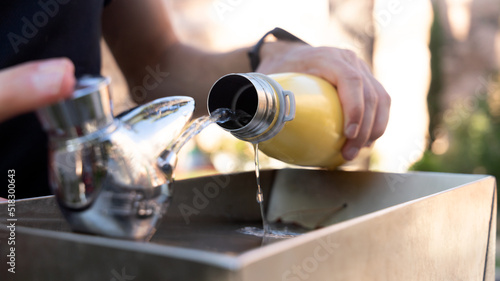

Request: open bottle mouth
left=208, top=73, right=295, bottom=143
left=207, top=74, right=259, bottom=130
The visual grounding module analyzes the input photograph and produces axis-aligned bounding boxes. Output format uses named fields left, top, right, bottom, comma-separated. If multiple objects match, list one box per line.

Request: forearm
left=136, top=43, right=251, bottom=116
left=102, top=0, right=251, bottom=116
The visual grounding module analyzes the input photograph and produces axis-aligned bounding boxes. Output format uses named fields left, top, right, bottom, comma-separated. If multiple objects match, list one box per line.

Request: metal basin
left=0, top=169, right=496, bottom=280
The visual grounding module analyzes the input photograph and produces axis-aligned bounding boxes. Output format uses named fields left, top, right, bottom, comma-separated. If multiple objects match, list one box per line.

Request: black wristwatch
left=248, top=27, right=309, bottom=72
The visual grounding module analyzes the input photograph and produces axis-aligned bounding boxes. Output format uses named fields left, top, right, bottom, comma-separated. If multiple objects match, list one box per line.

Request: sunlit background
left=101, top=0, right=500, bottom=270
left=104, top=0, right=422, bottom=174
left=102, top=0, right=500, bottom=176
left=103, top=0, right=497, bottom=176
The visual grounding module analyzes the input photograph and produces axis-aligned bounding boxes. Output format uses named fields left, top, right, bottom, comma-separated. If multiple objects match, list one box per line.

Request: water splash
left=168, top=108, right=235, bottom=156
left=237, top=226, right=303, bottom=239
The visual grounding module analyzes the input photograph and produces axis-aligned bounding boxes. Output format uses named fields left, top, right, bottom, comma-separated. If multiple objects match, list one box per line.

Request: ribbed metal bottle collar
left=208, top=73, right=295, bottom=143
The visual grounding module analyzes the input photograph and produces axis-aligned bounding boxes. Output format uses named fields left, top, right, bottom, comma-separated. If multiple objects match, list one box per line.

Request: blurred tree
left=412, top=76, right=500, bottom=178
left=426, top=2, right=445, bottom=147
left=412, top=0, right=500, bottom=177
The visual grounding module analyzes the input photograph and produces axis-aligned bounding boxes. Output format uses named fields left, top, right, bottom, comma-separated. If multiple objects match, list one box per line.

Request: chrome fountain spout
left=36, top=76, right=194, bottom=240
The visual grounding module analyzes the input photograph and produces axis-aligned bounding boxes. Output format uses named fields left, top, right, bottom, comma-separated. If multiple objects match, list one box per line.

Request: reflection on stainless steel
left=36, top=76, right=195, bottom=240
left=0, top=170, right=494, bottom=280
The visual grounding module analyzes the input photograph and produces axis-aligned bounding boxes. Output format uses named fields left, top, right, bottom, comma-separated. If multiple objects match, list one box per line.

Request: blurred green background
left=412, top=2, right=500, bottom=180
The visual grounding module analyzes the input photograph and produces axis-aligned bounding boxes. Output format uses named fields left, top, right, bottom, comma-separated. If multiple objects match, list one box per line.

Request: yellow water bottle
left=207, top=72, right=345, bottom=169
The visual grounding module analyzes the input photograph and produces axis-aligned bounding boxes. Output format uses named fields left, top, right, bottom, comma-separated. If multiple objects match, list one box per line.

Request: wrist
left=257, top=41, right=309, bottom=74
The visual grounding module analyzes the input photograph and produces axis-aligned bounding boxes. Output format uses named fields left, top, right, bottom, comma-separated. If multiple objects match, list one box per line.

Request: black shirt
left=0, top=0, right=107, bottom=198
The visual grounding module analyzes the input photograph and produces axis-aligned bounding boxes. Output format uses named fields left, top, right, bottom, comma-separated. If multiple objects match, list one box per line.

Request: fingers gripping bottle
left=208, top=72, right=346, bottom=169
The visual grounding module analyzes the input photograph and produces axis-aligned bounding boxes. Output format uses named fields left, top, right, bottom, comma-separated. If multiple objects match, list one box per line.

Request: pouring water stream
left=168, top=108, right=301, bottom=242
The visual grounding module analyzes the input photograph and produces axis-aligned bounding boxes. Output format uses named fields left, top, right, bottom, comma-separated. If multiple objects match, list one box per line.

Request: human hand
left=257, top=42, right=391, bottom=161
left=0, top=58, right=76, bottom=122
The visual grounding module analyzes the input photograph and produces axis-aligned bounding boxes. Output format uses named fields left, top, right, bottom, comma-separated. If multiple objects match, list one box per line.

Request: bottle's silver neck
left=207, top=73, right=295, bottom=143
left=36, top=76, right=114, bottom=140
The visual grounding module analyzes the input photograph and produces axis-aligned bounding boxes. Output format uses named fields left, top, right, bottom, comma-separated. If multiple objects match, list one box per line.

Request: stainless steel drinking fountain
left=0, top=169, right=496, bottom=280
left=0, top=76, right=495, bottom=280
left=34, top=76, right=195, bottom=240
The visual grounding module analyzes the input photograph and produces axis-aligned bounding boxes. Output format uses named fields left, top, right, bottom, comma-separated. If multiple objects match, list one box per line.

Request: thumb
left=0, top=58, right=75, bottom=122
